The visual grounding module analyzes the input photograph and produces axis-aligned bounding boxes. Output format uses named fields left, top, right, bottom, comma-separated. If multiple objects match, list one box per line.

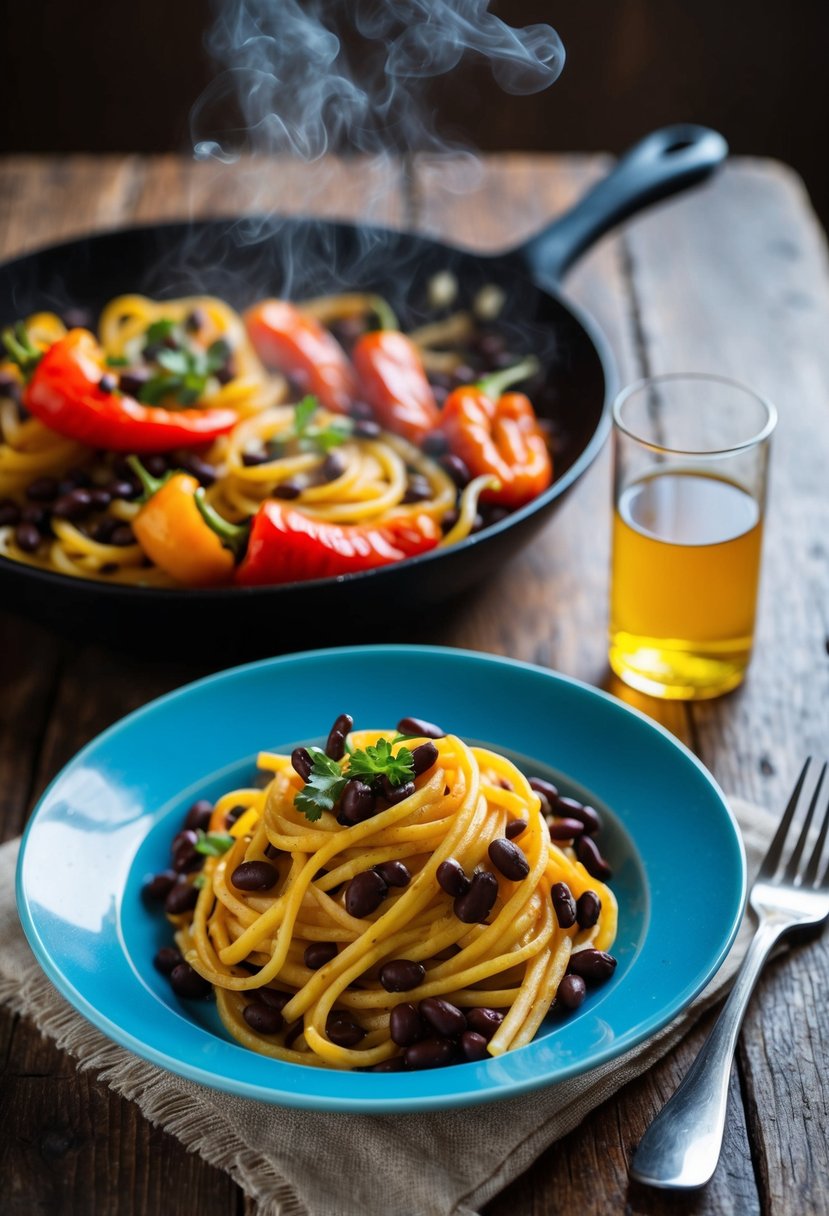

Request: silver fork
left=631, top=758, right=829, bottom=1189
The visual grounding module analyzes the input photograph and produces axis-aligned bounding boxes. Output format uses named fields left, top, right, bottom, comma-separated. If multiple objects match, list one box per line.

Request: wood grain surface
left=0, top=153, right=827, bottom=1216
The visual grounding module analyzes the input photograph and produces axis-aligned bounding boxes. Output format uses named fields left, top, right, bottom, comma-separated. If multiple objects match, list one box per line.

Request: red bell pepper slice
left=441, top=361, right=552, bottom=509
left=23, top=330, right=239, bottom=453
left=235, top=501, right=441, bottom=585
left=244, top=300, right=359, bottom=414
left=352, top=329, right=441, bottom=447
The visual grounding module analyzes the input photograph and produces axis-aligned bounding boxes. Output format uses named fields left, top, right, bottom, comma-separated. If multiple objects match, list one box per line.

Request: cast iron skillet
left=0, top=126, right=727, bottom=656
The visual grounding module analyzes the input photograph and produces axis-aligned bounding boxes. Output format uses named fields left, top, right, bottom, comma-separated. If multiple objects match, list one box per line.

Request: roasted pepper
left=441, top=359, right=552, bottom=509
left=16, top=329, right=238, bottom=452
left=244, top=300, right=359, bottom=414
left=235, top=501, right=440, bottom=586
left=128, top=457, right=239, bottom=587
left=351, top=299, right=441, bottom=446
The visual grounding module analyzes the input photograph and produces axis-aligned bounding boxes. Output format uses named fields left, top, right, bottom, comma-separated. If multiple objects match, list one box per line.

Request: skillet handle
left=521, top=125, right=728, bottom=284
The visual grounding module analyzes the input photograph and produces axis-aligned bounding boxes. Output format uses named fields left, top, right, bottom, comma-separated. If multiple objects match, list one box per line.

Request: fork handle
left=630, top=917, right=785, bottom=1189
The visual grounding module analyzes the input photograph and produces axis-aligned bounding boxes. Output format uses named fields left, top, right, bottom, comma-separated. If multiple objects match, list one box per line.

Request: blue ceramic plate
left=16, top=646, right=745, bottom=1112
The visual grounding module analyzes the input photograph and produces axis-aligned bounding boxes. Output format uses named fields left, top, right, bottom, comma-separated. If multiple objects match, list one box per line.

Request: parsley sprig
left=294, top=738, right=415, bottom=822
left=269, top=396, right=353, bottom=458
left=137, top=319, right=232, bottom=406
left=194, top=829, right=235, bottom=857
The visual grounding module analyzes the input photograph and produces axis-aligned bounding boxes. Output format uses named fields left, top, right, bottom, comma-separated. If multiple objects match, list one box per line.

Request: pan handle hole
left=663, top=139, right=695, bottom=155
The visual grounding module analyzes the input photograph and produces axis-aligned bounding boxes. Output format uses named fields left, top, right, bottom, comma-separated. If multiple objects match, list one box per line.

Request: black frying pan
left=0, top=126, right=727, bottom=657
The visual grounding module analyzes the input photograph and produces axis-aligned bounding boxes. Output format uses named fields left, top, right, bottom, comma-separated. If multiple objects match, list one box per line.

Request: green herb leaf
left=156, top=348, right=191, bottom=375
left=293, top=395, right=319, bottom=435
left=193, top=873, right=208, bottom=889
left=145, top=318, right=176, bottom=346
left=206, top=338, right=232, bottom=373
left=105, top=355, right=130, bottom=368
left=194, top=830, right=235, bottom=857
left=294, top=747, right=348, bottom=821
left=300, top=416, right=354, bottom=454
left=348, top=738, right=415, bottom=787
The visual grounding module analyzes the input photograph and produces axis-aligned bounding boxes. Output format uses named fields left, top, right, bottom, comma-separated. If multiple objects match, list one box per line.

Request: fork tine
left=784, top=761, right=826, bottom=881
left=757, top=758, right=811, bottom=880
left=801, top=763, right=828, bottom=885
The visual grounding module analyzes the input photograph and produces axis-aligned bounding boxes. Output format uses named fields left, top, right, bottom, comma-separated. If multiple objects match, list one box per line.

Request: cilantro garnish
left=284, top=396, right=354, bottom=454
left=348, top=738, right=414, bottom=787
left=194, top=830, right=235, bottom=857
left=138, top=320, right=231, bottom=406
left=294, top=738, right=416, bottom=822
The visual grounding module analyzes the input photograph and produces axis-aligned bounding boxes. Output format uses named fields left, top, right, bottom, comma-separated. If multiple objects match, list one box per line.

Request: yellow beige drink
left=609, top=375, right=775, bottom=700
left=610, top=471, right=763, bottom=698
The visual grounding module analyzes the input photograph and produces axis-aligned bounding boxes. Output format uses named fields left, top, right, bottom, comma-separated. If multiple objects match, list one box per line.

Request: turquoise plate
left=16, top=646, right=746, bottom=1112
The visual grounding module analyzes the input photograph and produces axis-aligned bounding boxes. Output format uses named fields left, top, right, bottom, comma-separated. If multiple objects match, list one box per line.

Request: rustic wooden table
left=1, top=153, right=827, bottom=1215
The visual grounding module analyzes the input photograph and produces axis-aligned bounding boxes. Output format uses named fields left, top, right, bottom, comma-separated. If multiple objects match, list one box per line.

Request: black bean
left=556, top=974, right=587, bottom=1010
left=421, top=430, right=448, bottom=457
left=185, top=308, right=207, bottom=333
left=143, top=454, right=168, bottom=479
left=411, top=741, right=439, bottom=776
left=91, top=518, right=118, bottom=543
left=345, top=869, right=388, bottom=918
left=273, top=479, right=303, bottom=499
left=171, top=829, right=201, bottom=873
left=441, top=509, right=459, bottom=531
left=551, top=881, right=577, bottom=929
left=215, top=360, right=236, bottom=386
left=529, top=776, right=559, bottom=816
left=350, top=399, right=374, bottom=420
left=0, top=499, right=21, bottom=527
left=402, top=474, right=432, bottom=504
left=52, top=488, right=93, bottom=520
left=25, top=477, right=59, bottom=502
left=325, top=713, right=353, bottom=761
left=558, top=796, right=601, bottom=835
left=243, top=1000, right=284, bottom=1034
left=396, top=716, right=447, bottom=739
left=432, top=384, right=448, bottom=407
left=177, top=453, right=217, bottom=487
left=505, top=819, right=527, bottom=840
left=264, top=843, right=280, bottom=859
left=437, top=858, right=469, bottom=897
left=576, top=890, right=602, bottom=929
left=98, top=373, right=117, bottom=394
left=88, top=488, right=112, bottom=510
left=290, top=747, right=313, bottom=781
left=460, top=1030, right=490, bottom=1061
left=567, top=949, right=617, bottom=984
left=374, top=860, right=410, bottom=888
left=153, top=945, right=182, bottom=975
left=109, top=524, right=135, bottom=546
left=438, top=453, right=470, bottom=488
left=465, top=1007, right=504, bottom=1041
left=353, top=418, right=381, bottom=439
left=368, top=1057, right=406, bottom=1072
left=241, top=449, right=272, bottom=467
left=106, top=479, right=140, bottom=501
left=0, top=372, right=21, bottom=400
left=379, top=959, right=425, bottom=993
left=63, top=467, right=93, bottom=489
left=170, top=962, right=211, bottom=999
left=488, top=838, right=530, bottom=882
left=339, top=778, right=376, bottom=824
left=284, top=1018, right=304, bottom=1047
left=548, top=817, right=586, bottom=841
left=480, top=505, right=510, bottom=527
left=405, top=1037, right=455, bottom=1070
left=143, top=869, right=178, bottom=902
left=379, top=778, right=415, bottom=805
left=419, top=997, right=466, bottom=1038
left=304, top=941, right=338, bottom=970
left=21, top=503, right=49, bottom=529
left=258, top=988, right=291, bottom=1012
left=119, top=369, right=151, bottom=397
left=164, top=879, right=199, bottom=915
left=389, top=1002, right=424, bottom=1047
left=184, top=799, right=213, bottom=831
left=574, top=834, right=612, bottom=881
left=326, top=1012, right=365, bottom=1047
left=453, top=870, right=498, bottom=923
left=322, top=451, right=347, bottom=482
left=231, top=861, right=279, bottom=891
left=224, top=806, right=244, bottom=829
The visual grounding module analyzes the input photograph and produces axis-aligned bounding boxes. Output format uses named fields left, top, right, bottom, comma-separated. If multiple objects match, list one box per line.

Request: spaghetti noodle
left=149, top=715, right=617, bottom=1071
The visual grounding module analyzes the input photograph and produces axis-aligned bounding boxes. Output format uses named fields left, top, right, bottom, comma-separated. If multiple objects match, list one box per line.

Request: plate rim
left=16, top=644, right=747, bottom=1111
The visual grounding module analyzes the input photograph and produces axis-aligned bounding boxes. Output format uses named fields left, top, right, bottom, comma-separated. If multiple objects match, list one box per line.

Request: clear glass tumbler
left=609, top=374, right=776, bottom=700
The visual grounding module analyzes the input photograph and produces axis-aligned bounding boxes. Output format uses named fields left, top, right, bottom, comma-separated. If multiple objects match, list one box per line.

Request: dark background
left=2, top=0, right=828, bottom=225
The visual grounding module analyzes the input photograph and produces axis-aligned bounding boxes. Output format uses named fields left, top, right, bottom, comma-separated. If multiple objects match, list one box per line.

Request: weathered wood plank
left=623, top=159, right=829, bottom=1215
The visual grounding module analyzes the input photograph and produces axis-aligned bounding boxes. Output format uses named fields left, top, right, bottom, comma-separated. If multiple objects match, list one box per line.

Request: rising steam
left=192, top=0, right=565, bottom=163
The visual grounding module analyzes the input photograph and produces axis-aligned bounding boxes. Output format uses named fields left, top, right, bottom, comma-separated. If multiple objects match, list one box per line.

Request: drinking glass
left=609, top=373, right=776, bottom=699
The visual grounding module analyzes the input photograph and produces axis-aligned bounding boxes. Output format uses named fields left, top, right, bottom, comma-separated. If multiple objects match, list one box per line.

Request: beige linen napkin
left=1, top=799, right=775, bottom=1216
